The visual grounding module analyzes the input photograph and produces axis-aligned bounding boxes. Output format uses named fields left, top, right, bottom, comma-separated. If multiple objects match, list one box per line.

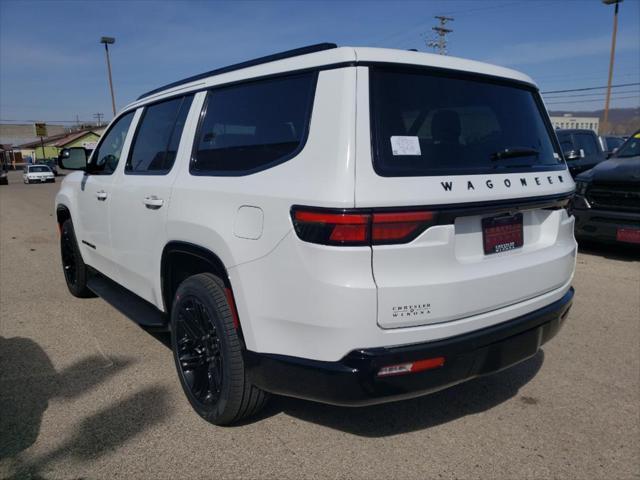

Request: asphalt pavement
left=1, top=169, right=638, bottom=479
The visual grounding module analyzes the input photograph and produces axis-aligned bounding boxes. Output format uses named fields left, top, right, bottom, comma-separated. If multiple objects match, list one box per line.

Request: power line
left=542, top=89, right=640, bottom=99
left=541, top=82, right=640, bottom=94
left=439, top=0, right=528, bottom=17
left=545, top=95, right=640, bottom=105
left=534, top=69, right=640, bottom=81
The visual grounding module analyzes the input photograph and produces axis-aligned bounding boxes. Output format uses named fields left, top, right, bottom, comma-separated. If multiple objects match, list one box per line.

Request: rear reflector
left=377, top=356, right=445, bottom=377
left=292, top=207, right=436, bottom=246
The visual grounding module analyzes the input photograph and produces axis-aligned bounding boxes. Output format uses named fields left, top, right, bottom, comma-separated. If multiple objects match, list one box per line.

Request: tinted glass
left=127, top=95, right=193, bottom=174
left=29, top=165, right=50, bottom=173
left=370, top=68, right=562, bottom=176
left=615, top=133, right=640, bottom=158
left=191, top=73, right=316, bottom=175
left=91, top=112, right=134, bottom=175
left=605, top=136, right=624, bottom=150
left=557, top=132, right=574, bottom=153
left=573, top=133, right=599, bottom=157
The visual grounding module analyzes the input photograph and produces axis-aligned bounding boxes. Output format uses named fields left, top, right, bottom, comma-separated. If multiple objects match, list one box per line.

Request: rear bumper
left=573, top=201, right=640, bottom=244
left=26, top=177, right=54, bottom=183
left=244, top=287, right=574, bottom=406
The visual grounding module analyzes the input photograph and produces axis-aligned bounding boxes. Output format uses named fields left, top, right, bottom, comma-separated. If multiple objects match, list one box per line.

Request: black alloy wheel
left=61, top=225, right=77, bottom=287
left=175, top=296, right=224, bottom=406
left=59, top=219, right=94, bottom=298
left=170, top=273, right=268, bottom=425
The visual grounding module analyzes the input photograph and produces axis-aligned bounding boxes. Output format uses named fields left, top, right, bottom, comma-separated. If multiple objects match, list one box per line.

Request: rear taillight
left=292, top=210, right=371, bottom=246
left=292, top=207, right=437, bottom=246
left=372, top=211, right=436, bottom=244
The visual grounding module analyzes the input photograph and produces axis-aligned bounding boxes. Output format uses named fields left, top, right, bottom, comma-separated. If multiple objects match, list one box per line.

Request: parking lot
left=0, top=169, right=638, bottom=479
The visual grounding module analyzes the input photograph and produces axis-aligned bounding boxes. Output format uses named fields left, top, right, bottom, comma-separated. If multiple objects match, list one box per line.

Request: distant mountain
left=548, top=107, right=640, bottom=136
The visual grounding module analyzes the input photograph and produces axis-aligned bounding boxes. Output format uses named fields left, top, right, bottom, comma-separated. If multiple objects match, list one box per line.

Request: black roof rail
left=137, top=42, right=338, bottom=100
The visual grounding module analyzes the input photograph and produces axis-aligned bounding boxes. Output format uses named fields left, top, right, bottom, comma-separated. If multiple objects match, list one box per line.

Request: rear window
left=370, top=67, right=562, bottom=177
left=191, top=72, right=317, bottom=176
left=572, top=133, right=600, bottom=157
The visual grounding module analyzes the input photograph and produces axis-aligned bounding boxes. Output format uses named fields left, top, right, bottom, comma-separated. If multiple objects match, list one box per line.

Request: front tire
left=171, top=273, right=268, bottom=425
left=60, top=219, right=95, bottom=298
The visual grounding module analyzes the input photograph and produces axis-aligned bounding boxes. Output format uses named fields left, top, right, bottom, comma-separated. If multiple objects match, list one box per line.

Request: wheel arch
left=56, top=203, right=72, bottom=233
left=160, top=241, right=233, bottom=315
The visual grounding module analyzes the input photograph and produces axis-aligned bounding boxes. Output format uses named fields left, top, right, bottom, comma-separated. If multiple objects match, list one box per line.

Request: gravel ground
left=1, top=170, right=638, bottom=479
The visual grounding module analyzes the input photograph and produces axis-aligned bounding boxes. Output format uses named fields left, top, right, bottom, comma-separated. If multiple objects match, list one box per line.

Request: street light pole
left=602, top=0, right=623, bottom=135
left=100, top=36, right=117, bottom=117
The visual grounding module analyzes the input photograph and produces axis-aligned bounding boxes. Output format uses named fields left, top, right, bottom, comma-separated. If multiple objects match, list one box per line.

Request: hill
left=548, top=107, right=640, bottom=135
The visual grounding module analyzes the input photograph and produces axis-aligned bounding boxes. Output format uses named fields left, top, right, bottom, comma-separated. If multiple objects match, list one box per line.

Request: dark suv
left=572, top=131, right=640, bottom=245
left=556, top=129, right=606, bottom=177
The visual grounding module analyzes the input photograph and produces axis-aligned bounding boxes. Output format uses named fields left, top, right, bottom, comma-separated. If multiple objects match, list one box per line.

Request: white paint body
left=56, top=47, right=576, bottom=362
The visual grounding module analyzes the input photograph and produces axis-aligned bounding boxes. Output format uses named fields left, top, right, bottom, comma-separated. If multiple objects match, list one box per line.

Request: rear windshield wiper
left=491, top=147, right=539, bottom=161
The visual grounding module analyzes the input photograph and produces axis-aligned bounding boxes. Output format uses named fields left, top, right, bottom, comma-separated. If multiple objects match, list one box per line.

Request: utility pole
left=427, top=16, right=454, bottom=55
left=602, top=0, right=623, bottom=134
left=93, top=113, right=104, bottom=127
left=100, top=36, right=117, bottom=117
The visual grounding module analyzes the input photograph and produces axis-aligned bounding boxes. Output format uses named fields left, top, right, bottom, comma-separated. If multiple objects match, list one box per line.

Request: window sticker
left=553, top=152, right=561, bottom=159
left=390, top=136, right=421, bottom=156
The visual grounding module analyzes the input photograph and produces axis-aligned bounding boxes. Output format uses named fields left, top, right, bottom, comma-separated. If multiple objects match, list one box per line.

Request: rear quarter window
left=190, top=72, right=317, bottom=176
left=370, top=67, right=563, bottom=177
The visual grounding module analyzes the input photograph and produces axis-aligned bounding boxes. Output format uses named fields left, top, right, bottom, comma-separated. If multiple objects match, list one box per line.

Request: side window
left=90, top=112, right=135, bottom=175
left=191, top=72, right=316, bottom=175
left=126, top=94, right=194, bottom=174
left=574, top=133, right=599, bottom=157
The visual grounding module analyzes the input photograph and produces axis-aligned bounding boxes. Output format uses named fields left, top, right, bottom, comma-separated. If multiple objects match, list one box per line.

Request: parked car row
left=571, top=131, right=640, bottom=246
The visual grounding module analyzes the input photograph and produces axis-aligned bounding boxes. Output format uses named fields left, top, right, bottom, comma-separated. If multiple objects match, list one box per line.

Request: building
left=550, top=114, right=599, bottom=133
left=16, top=129, right=104, bottom=161
left=1, top=144, right=23, bottom=169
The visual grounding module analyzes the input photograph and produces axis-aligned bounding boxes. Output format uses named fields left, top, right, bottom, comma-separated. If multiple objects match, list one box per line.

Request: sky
left=1, top=0, right=639, bottom=125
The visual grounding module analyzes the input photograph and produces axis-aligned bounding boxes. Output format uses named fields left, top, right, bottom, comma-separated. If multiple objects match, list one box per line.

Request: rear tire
left=60, top=219, right=95, bottom=298
left=171, top=273, right=269, bottom=425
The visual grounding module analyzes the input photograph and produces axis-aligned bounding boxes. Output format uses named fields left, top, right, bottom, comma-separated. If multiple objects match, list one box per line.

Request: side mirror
left=58, top=147, right=88, bottom=170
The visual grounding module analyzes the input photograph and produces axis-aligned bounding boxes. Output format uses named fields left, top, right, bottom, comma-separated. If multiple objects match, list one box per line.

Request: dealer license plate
left=482, top=213, right=524, bottom=255
left=616, top=228, right=640, bottom=244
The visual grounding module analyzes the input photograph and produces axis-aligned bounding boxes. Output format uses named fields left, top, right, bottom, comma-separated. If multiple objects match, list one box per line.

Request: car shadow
left=14, top=385, right=172, bottom=478
left=0, top=336, right=132, bottom=460
left=252, top=351, right=545, bottom=437
left=1, top=336, right=172, bottom=479
left=137, top=326, right=545, bottom=436
left=578, top=240, right=640, bottom=261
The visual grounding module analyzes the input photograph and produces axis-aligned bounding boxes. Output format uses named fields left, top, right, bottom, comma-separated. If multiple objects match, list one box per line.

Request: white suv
left=56, top=44, right=576, bottom=425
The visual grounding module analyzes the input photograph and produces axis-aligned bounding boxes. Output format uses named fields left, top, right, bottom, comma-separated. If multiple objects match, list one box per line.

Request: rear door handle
left=143, top=195, right=164, bottom=210
left=96, top=190, right=108, bottom=201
